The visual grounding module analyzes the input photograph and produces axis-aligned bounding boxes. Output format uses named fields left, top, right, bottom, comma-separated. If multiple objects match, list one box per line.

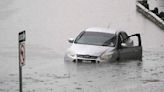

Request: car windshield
left=74, top=31, right=116, bottom=47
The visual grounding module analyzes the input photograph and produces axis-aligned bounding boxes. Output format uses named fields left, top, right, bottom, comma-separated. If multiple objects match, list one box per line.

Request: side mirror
left=68, top=38, right=74, bottom=43
left=121, top=43, right=127, bottom=47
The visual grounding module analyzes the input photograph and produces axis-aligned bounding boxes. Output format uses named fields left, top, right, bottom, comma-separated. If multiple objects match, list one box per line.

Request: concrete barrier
left=136, top=2, right=164, bottom=30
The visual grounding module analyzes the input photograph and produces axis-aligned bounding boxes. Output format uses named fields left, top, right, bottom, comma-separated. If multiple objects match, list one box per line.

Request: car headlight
left=67, top=50, right=76, bottom=58
left=100, top=52, right=113, bottom=61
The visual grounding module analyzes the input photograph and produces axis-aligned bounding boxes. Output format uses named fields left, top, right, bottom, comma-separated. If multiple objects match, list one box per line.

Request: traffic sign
left=19, top=31, right=26, bottom=66
left=19, top=31, right=26, bottom=42
left=19, top=43, right=25, bottom=66
left=18, top=30, right=26, bottom=92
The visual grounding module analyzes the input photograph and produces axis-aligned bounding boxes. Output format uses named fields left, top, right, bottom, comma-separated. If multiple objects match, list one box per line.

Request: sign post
left=19, top=31, right=26, bottom=92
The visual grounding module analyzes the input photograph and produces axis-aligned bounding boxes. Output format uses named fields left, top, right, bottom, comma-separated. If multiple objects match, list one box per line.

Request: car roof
left=85, top=27, right=117, bottom=34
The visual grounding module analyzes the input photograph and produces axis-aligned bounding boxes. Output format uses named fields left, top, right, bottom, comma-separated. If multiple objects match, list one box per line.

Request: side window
left=128, top=36, right=139, bottom=47
left=120, top=32, right=133, bottom=47
left=112, top=36, right=117, bottom=46
left=121, top=35, right=140, bottom=47
left=120, top=32, right=128, bottom=43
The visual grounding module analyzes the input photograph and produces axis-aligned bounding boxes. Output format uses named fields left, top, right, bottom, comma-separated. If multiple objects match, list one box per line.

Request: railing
left=136, top=1, right=164, bottom=30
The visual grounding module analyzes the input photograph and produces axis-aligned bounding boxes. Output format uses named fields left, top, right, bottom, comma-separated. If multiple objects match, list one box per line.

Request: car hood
left=69, top=44, right=115, bottom=56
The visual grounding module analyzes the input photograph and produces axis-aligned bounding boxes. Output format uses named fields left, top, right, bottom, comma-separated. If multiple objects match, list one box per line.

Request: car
left=64, top=27, right=142, bottom=63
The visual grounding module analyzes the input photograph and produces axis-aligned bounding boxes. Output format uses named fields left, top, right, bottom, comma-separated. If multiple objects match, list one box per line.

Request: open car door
left=118, top=34, right=142, bottom=61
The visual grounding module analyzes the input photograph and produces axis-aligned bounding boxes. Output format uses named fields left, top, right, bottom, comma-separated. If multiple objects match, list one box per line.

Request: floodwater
left=0, top=0, right=164, bottom=92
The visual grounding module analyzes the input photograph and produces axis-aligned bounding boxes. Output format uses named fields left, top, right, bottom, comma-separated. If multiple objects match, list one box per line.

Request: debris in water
left=142, top=79, right=161, bottom=84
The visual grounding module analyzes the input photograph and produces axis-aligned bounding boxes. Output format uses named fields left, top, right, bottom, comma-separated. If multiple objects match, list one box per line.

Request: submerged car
left=64, top=27, right=142, bottom=63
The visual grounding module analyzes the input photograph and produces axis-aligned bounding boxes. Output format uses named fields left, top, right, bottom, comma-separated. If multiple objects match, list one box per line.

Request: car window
left=74, top=32, right=116, bottom=47
left=119, top=32, right=134, bottom=47
left=120, top=32, right=128, bottom=43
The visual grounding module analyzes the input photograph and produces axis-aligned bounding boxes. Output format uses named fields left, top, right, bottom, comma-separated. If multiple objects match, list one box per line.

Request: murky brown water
left=0, top=0, right=164, bottom=92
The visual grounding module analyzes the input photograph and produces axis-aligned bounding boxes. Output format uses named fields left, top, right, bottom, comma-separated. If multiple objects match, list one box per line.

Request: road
left=0, top=0, right=164, bottom=92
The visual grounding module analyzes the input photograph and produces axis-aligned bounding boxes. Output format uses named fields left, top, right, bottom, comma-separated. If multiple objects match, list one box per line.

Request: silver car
left=64, top=27, right=142, bottom=63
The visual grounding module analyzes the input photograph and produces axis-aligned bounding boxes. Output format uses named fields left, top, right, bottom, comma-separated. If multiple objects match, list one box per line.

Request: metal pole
left=19, top=63, right=22, bottom=92
left=19, top=42, right=23, bottom=92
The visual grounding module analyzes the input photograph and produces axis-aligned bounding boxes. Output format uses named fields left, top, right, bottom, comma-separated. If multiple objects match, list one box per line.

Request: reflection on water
left=0, top=45, right=164, bottom=91
left=63, top=50, right=164, bottom=91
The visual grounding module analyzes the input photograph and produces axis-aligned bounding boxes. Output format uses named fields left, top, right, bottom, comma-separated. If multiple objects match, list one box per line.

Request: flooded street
left=0, top=0, right=164, bottom=92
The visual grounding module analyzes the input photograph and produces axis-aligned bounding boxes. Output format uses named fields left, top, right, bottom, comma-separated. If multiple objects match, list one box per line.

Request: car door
left=118, top=34, right=142, bottom=61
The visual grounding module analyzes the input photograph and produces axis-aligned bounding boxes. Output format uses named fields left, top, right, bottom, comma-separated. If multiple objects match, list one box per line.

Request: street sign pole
left=18, top=31, right=26, bottom=92
left=19, top=56, right=22, bottom=92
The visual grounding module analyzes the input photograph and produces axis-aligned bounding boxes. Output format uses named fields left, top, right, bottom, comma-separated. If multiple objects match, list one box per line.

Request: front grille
left=77, top=54, right=98, bottom=59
